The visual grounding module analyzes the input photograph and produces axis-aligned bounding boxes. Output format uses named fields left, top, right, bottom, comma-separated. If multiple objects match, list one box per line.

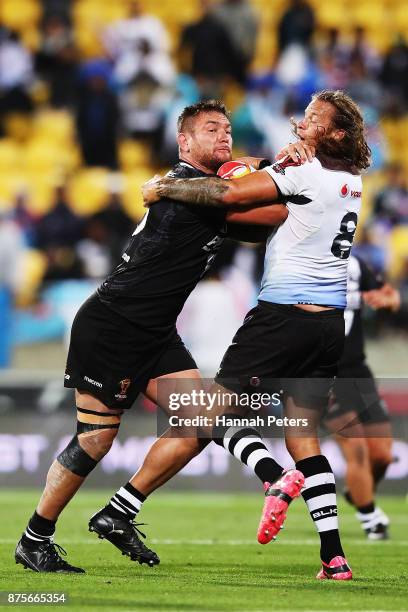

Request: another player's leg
left=327, top=397, right=393, bottom=540
left=209, top=396, right=304, bottom=543
left=89, top=369, right=203, bottom=564
left=326, top=408, right=382, bottom=539
left=336, top=433, right=391, bottom=539
left=15, top=391, right=123, bottom=573
left=362, top=422, right=393, bottom=539
left=285, top=399, right=352, bottom=580
left=365, top=422, right=393, bottom=490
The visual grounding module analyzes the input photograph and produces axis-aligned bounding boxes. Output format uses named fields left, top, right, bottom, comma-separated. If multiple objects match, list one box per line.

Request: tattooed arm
left=142, top=170, right=280, bottom=209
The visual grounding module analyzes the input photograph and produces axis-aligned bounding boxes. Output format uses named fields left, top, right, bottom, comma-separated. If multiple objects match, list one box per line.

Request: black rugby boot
left=15, top=538, right=85, bottom=573
left=88, top=508, right=160, bottom=566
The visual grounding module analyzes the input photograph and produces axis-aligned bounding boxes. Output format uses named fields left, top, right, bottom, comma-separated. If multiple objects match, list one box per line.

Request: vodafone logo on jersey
left=340, top=184, right=361, bottom=199
left=340, top=184, right=349, bottom=198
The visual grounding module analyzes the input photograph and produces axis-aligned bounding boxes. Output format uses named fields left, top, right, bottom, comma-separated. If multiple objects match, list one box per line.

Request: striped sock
left=105, top=483, right=146, bottom=521
left=296, top=455, right=344, bottom=564
left=21, top=511, right=55, bottom=548
left=356, top=504, right=388, bottom=532
left=213, top=416, right=283, bottom=484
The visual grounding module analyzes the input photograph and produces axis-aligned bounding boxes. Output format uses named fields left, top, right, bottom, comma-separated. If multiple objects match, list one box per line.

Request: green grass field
left=1, top=490, right=407, bottom=611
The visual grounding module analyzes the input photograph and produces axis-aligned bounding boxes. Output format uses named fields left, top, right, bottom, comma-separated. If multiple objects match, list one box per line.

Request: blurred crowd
left=0, top=0, right=408, bottom=366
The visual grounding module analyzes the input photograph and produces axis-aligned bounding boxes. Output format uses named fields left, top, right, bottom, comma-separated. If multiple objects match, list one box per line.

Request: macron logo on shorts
left=84, top=375, right=103, bottom=389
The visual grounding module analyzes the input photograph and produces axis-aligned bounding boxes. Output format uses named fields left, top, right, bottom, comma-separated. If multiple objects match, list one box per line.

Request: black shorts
left=64, top=294, right=197, bottom=409
left=215, top=301, right=345, bottom=409
left=325, top=362, right=390, bottom=425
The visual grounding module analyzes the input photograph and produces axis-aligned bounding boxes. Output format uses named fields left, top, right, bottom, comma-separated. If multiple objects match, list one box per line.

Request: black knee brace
left=76, top=407, right=121, bottom=435
left=57, top=435, right=98, bottom=477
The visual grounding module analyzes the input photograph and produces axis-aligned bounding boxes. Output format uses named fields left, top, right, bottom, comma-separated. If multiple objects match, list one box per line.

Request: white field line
left=1, top=538, right=408, bottom=546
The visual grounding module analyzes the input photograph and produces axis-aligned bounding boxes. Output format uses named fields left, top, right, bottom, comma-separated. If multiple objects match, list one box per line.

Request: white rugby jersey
left=259, top=156, right=362, bottom=308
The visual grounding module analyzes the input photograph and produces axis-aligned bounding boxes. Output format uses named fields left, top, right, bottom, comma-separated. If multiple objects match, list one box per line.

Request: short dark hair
left=177, top=100, right=231, bottom=133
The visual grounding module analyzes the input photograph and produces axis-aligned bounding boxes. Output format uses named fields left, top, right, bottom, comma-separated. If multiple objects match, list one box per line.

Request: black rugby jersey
left=340, top=255, right=383, bottom=367
left=97, top=161, right=227, bottom=331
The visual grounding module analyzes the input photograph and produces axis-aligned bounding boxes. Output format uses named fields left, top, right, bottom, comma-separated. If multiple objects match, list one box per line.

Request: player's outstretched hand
left=276, top=142, right=315, bottom=164
left=142, top=175, right=163, bottom=207
left=363, top=284, right=401, bottom=312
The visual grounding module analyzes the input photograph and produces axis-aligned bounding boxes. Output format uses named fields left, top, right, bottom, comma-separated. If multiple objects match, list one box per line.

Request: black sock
left=22, top=511, right=56, bottom=548
left=105, top=483, right=146, bottom=520
left=296, top=455, right=344, bottom=564
left=357, top=501, right=375, bottom=514
left=372, top=462, right=388, bottom=490
left=343, top=489, right=354, bottom=506
left=213, top=415, right=284, bottom=485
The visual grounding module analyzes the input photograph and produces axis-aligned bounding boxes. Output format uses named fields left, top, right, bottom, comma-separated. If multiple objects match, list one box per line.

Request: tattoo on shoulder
left=156, top=177, right=229, bottom=207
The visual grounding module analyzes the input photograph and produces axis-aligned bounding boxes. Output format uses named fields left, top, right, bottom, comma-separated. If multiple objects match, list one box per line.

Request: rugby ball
left=217, top=161, right=255, bottom=179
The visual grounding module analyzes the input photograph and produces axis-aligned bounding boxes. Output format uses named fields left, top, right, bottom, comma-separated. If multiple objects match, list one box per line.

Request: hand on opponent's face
left=275, top=141, right=315, bottom=164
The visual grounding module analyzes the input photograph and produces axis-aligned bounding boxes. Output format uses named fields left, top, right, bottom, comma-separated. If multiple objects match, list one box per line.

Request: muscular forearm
left=156, top=177, right=230, bottom=207
left=152, top=169, right=278, bottom=209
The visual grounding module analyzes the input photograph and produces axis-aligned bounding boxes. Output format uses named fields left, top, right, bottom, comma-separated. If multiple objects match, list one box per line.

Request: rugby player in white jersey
left=143, top=90, right=371, bottom=580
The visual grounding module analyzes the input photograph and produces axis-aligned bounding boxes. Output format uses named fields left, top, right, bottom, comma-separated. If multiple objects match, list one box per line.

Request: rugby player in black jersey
left=324, top=254, right=400, bottom=540
left=15, top=100, right=306, bottom=573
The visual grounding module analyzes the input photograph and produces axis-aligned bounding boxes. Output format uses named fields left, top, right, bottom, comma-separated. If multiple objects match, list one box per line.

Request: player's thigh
left=324, top=408, right=366, bottom=439
left=334, top=433, right=370, bottom=467
left=75, top=389, right=124, bottom=415
left=145, top=371, right=205, bottom=450
left=364, top=421, right=393, bottom=465
left=144, top=334, right=201, bottom=416
left=145, top=368, right=201, bottom=416
left=282, top=396, right=322, bottom=461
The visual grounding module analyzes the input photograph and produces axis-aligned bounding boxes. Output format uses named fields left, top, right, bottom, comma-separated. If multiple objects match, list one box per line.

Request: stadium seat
left=224, top=83, right=245, bottom=114
left=73, top=0, right=128, bottom=58
left=365, top=28, right=393, bottom=54
left=31, top=111, right=75, bottom=146
left=118, top=141, right=152, bottom=172
left=357, top=171, right=384, bottom=234
left=16, top=248, right=47, bottom=307
left=122, top=170, right=154, bottom=221
left=316, top=2, right=348, bottom=29
left=24, top=139, right=79, bottom=176
left=74, top=25, right=105, bottom=59
left=253, top=31, right=278, bottom=70
left=24, top=173, right=57, bottom=215
left=67, top=168, right=110, bottom=215
left=0, top=0, right=41, bottom=33
left=72, top=0, right=106, bottom=24
left=20, top=26, right=40, bottom=52
left=391, top=2, right=408, bottom=30
left=388, top=226, right=408, bottom=280
left=3, top=114, right=33, bottom=143
left=349, top=2, right=388, bottom=30
left=152, top=0, right=199, bottom=24
left=0, top=172, right=24, bottom=211
left=0, top=141, right=22, bottom=173
left=75, top=4, right=128, bottom=30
